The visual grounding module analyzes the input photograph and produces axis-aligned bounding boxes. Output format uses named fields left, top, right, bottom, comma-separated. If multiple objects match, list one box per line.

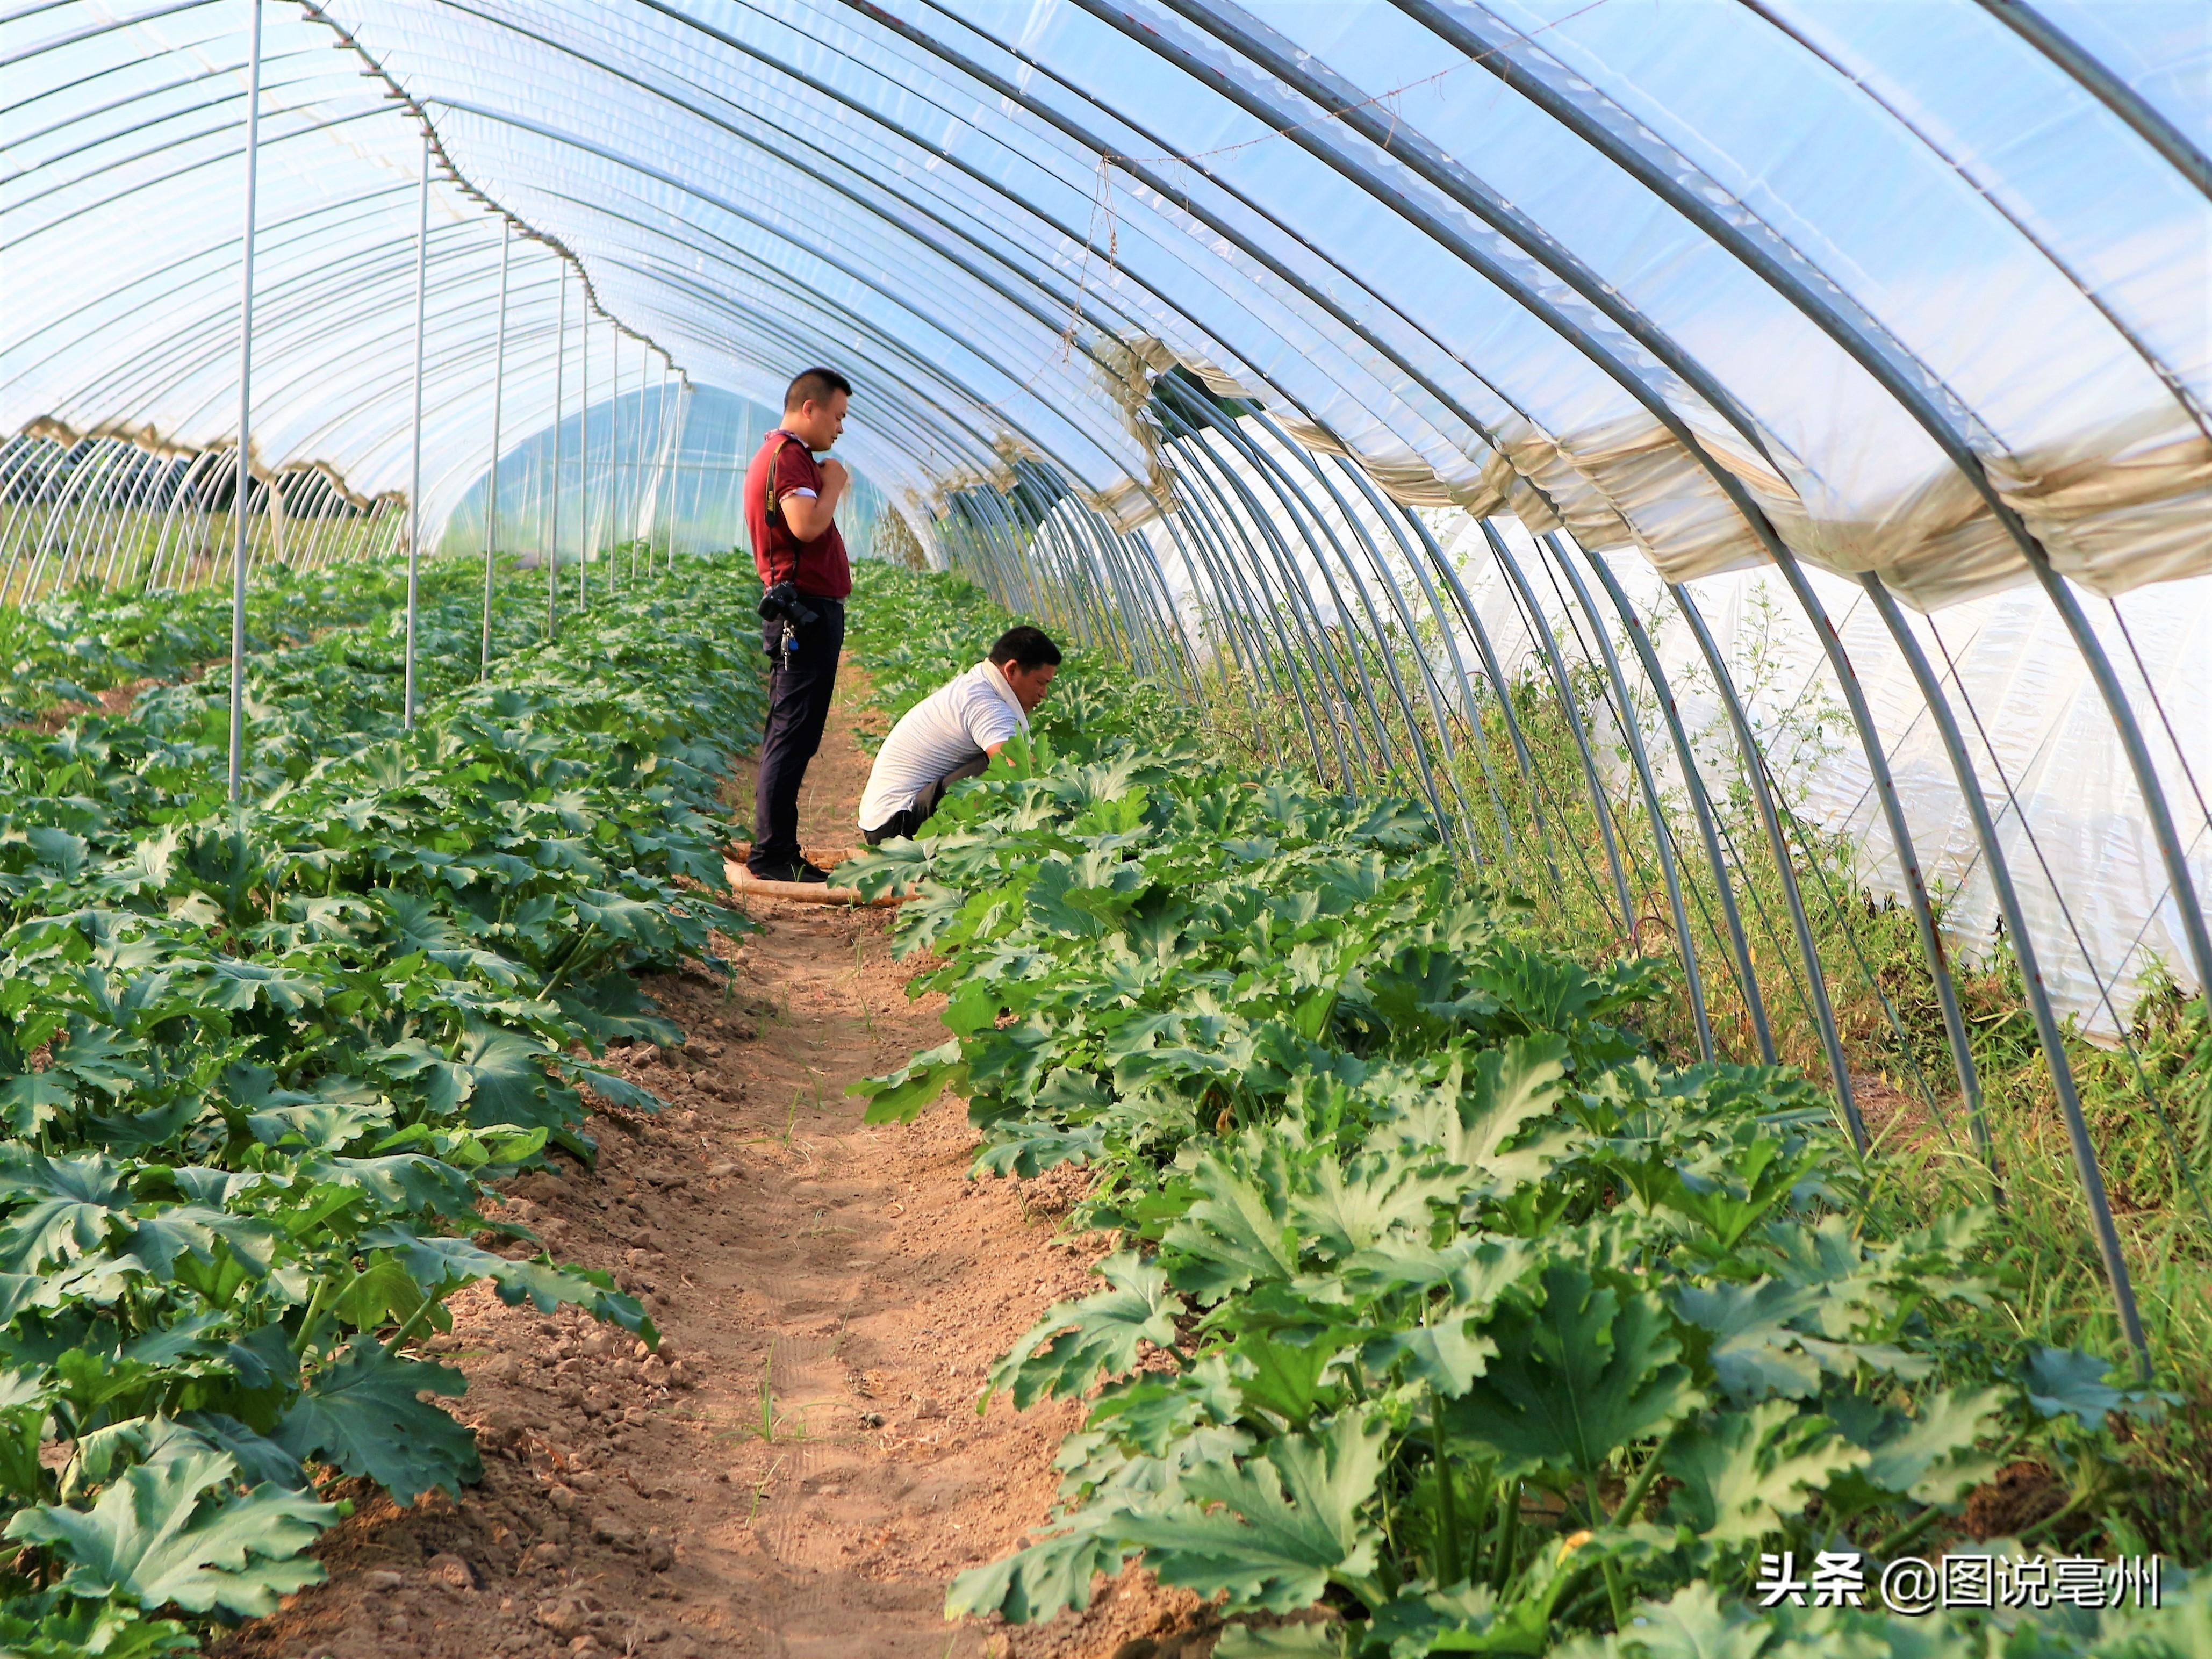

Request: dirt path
left=226, top=663, right=1197, bottom=1659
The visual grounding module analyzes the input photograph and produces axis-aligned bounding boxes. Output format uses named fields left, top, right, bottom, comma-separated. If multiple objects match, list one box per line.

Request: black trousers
left=750, top=599, right=845, bottom=874
left=860, top=752, right=990, bottom=845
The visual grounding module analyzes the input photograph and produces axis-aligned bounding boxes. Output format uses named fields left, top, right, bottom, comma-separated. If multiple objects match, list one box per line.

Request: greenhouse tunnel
left=4, top=0, right=2210, bottom=1496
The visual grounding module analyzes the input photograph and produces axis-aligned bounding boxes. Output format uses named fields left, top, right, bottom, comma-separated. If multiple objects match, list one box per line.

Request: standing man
left=746, top=367, right=853, bottom=884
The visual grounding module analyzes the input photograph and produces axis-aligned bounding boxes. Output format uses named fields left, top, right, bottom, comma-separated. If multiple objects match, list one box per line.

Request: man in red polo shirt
left=745, top=367, right=854, bottom=883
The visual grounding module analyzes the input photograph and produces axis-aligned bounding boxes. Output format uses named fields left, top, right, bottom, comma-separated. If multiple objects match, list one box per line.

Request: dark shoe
left=748, top=858, right=831, bottom=885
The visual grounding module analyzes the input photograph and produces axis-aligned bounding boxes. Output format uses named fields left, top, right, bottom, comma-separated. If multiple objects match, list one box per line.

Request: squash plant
left=0, top=555, right=766, bottom=1653
left=841, top=565, right=2193, bottom=1657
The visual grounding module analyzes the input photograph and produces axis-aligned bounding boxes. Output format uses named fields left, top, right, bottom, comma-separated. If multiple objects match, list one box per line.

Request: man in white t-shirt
left=857, top=626, right=1061, bottom=844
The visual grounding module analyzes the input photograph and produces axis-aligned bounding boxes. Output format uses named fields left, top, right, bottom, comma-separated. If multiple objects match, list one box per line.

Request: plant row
left=838, top=564, right=2195, bottom=1658
left=0, top=555, right=765, bottom=1656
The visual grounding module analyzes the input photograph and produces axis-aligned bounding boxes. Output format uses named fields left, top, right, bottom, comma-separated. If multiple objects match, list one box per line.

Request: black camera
left=758, top=580, right=819, bottom=629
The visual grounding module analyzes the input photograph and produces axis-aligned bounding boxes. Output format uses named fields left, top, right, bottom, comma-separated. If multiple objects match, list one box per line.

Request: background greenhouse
left=1, top=1, right=2207, bottom=1655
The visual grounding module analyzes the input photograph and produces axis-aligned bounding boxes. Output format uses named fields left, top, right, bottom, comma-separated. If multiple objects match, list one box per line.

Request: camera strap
left=761, top=433, right=802, bottom=587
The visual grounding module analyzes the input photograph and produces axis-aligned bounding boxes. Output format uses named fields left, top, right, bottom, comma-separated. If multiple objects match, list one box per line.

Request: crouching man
left=856, top=626, right=1061, bottom=845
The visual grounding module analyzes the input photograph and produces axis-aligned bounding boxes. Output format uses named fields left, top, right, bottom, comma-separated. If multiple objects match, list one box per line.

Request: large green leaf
left=0, top=1151, right=130, bottom=1273
left=1661, top=1400, right=1868, bottom=1544
left=1576, top=1580, right=1776, bottom=1659
left=0, top=1593, right=199, bottom=1659
left=1825, top=1385, right=2006, bottom=1509
left=2024, top=1345, right=2170, bottom=1432
left=851, top=1039, right=965, bottom=1125
left=1674, top=1279, right=1826, bottom=1402
left=1229, top=1331, right=1358, bottom=1427
left=443, top=1024, right=558, bottom=1129
left=1287, top=1146, right=1459, bottom=1262
left=5, top=1448, right=334, bottom=1617
left=1360, top=1316, right=1495, bottom=1399
left=987, top=1252, right=1184, bottom=1410
left=124, top=1204, right=276, bottom=1281
left=199, top=958, right=322, bottom=1016
left=359, top=1225, right=655, bottom=1337
left=942, top=1517, right=1133, bottom=1625
left=1447, top=1265, right=1702, bottom=1482
left=1367, top=1578, right=1566, bottom=1657
left=1161, top=1138, right=1301, bottom=1302
left=1118, top=1411, right=1387, bottom=1613
left=274, top=1335, right=480, bottom=1503
left=2, top=1074, right=74, bottom=1136
left=47, top=1023, right=150, bottom=1100
left=1213, top=1626, right=1345, bottom=1657
left=972, top=1120, right=1107, bottom=1178
left=1383, top=1038, right=1571, bottom=1196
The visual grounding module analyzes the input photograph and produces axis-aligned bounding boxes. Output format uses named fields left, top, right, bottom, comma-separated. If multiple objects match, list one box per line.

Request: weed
left=745, top=1344, right=784, bottom=1442
left=748, top=1455, right=784, bottom=1525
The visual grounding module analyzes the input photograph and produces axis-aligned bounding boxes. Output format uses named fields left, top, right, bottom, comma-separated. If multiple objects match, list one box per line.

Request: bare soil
left=222, top=663, right=1200, bottom=1659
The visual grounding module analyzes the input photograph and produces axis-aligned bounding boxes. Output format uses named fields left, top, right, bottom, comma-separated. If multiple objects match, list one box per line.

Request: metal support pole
left=1578, top=545, right=1776, bottom=1064
left=1111, top=518, right=1201, bottom=693
left=954, top=496, right=1009, bottom=609
left=1161, top=433, right=1339, bottom=780
left=1061, top=493, right=1164, bottom=676
left=1541, top=534, right=1712, bottom=1057
left=658, top=376, right=688, bottom=569
left=1484, top=521, right=1636, bottom=938
left=1099, top=0, right=2157, bottom=1317
left=1769, top=553, right=1980, bottom=1157
left=225, top=0, right=264, bottom=802
left=1153, top=492, right=1270, bottom=732
left=964, top=491, right=1043, bottom=629
left=1334, top=458, right=1516, bottom=863
left=1857, top=577, right=2149, bottom=1369
left=949, top=497, right=1008, bottom=608
left=403, top=129, right=429, bottom=730
left=1022, top=486, right=1115, bottom=650
left=635, top=340, right=650, bottom=579
left=579, top=301, right=591, bottom=607
left=1380, top=0, right=2202, bottom=1007
left=1026, top=485, right=1123, bottom=657
left=1046, top=495, right=1147, bottom=672
left=670, top=365, right=684, bottom=570
left=0, top=442, right=57, bottom=598
left=968, top=492, right=1045, bottom=633
left=1017, top=490, right=1109, bottom=652
left=1668, top=585, right=1862, bottom=1129
left=1234, top=419, right=1456, bottom=838
left=1161, top=407, right=1369, bottom=785
left=607, top=335, right=621, bottom=595
left=97, top=445, right=163, bottom=590
left=1201, top=410, right=1437, bottom=820
left=1973, top=0, right=2211, bottom=198
left=1158, top=465, right=1276, bottom=703
left=644, top=360, right=670, bottom=570
left=643, top=360, right=661, bottom=571
left=548, top=263, right=566, bottom=639
left=1258, top=418, right=1480, bottom=853
left=1065, top=490, right=1179, bottom=685
left=1026, top=500, right=1112, bottom=658
left=482, top=217, right=510, bottom=678
left=1167, top=398, right=1392, bottom=787
left=1395, top=504, right=1565, bottom=889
